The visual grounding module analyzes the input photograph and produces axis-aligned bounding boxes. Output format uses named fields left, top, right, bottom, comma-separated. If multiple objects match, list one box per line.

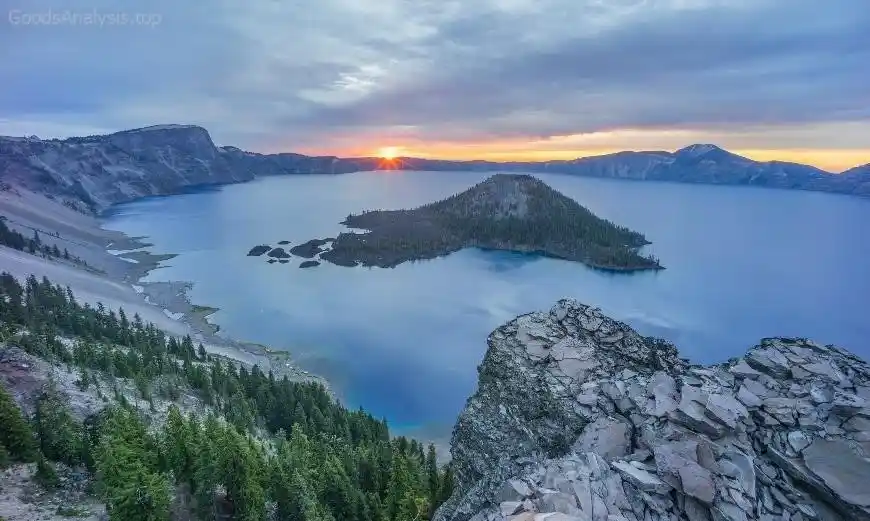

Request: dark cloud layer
left=1, top=0, right=868, bottom=157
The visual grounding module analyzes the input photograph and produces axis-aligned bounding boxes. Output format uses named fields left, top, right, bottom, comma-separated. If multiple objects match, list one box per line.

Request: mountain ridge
left=2, top=124, right=869, bottom=214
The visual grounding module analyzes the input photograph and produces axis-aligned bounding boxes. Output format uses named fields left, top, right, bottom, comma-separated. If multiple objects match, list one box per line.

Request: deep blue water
left=102, top=171, right=870, bottom=435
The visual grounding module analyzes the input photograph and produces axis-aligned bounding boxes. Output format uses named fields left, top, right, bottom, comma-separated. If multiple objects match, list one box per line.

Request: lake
left=102, top=171, right=870, bottom=437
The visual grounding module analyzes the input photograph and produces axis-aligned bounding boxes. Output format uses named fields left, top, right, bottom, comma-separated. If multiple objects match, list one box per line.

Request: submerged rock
left=278, top=240, right=291, bottom=245
left=434, top=300, right=870, bottom=521
left=247, top=244, right=270, bottom=256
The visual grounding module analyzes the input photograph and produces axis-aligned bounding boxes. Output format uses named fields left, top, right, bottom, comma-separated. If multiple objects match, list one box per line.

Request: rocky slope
left=0, top=125, right=363, bottom=213
left=3, top=127, right=870, bottom=216
left=435, top=300, right=870, bottom=521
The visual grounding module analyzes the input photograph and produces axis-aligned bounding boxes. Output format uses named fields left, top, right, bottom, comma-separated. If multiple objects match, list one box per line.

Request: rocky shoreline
left=103, top=232, right=329, bottom=387
left=0, top=187, right=325, bottom=385
left=435, top=299, right=870, bottom=521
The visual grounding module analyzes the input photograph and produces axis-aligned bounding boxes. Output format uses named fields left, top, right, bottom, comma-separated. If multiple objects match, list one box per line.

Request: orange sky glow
left=287, top=127, right=870, bottom=173
left=300, top=141, right=870, bottom=173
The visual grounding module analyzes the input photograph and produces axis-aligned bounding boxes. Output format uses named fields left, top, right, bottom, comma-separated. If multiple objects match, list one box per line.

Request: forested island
left=257, top=174, right=661, bottom=271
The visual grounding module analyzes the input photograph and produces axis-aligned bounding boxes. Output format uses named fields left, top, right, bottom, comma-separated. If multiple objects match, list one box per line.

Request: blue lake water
left=102, top=171, right=870, bottom=435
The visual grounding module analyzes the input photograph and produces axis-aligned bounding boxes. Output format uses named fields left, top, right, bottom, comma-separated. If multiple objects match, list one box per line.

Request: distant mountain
left=843, top=163, right=870, bottom=177
left=2, top=124, right=869, bottom=214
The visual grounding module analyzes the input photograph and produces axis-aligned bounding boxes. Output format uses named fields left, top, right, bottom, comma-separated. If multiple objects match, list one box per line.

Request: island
left=249, top=174, right=661, bottom=271
left=299, top=260, right=320, bottom=269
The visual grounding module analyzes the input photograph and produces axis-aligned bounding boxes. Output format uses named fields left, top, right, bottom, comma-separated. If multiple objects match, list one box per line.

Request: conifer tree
left=35, top=385, right=82, bottom=466
left=0, top=383, right=35, bottom=461
left=35, top=452, right=59, bottom=490
left=0, top=441, right=10, bottom=469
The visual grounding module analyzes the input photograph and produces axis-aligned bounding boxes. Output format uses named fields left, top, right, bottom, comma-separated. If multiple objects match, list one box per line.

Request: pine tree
left=96, top=408, right=170, bottom=521
left=163, top=406, right=194, bottom=485
left=426, top=444, right=439, bottom=517
left=35, top=452, right=59, bottom=490
left=0, top=441, right=10, bottom=469
left=35, top=385, right=82, bottom=465
left=0, top=383, right=35, bottom=461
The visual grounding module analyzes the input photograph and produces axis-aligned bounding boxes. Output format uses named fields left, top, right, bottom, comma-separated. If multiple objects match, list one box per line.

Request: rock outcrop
left=435, top=300, right=870, bottom=521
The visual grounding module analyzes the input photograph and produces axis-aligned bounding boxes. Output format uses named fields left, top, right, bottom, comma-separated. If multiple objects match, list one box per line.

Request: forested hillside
left=0, top=273, right=452, bottom=521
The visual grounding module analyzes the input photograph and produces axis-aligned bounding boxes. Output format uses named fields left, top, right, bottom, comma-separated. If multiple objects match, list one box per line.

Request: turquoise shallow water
left=102, top=171, right=870, bottom=434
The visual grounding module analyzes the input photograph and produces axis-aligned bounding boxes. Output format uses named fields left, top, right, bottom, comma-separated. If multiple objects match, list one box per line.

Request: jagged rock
left=802, top=439, right=870, bottom=507
left=745, top=348, right=791, bottom=378
left=434, top=300, right=870, bottom=521
left=611, top=461, right=672, bottom=494
left=571, top=416, right=631, bottom=461
left=736, top=386, right=762, bottom=408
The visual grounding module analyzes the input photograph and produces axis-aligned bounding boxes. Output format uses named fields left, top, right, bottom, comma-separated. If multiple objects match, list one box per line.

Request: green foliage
left=35, top=384, right=83, bottom=466
left=0, top=217, right=90, bottom=267
left=55, top=505, right=91, bottom=517
left=35, top=452, right=59, bottom=490
left=0, top=382, right=36, bottom=462
left=0, top=272, right=456, bottom=520
left=0, top=441, right=10, bottom=469
left=96, top=407, right=170, bottom=521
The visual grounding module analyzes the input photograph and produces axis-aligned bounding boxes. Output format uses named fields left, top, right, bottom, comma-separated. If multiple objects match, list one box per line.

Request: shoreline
left=0, top=188, right=329, bottom=392
left=102, top=230, right=332, bottom=391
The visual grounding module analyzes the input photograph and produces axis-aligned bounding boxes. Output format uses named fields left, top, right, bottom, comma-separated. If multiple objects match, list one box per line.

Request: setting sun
left=377, top=146, right=401, bottom=160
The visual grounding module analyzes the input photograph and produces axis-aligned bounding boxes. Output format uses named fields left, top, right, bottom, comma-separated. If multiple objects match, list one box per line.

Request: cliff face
left=436, top=300, right=870, bottom=521
left=0, top=125, right=359, bottom=213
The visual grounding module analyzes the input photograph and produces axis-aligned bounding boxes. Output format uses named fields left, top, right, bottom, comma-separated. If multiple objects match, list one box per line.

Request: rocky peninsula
left=252, top=174, right=662, bottom=271
left=434, top=300, right=870, bottom=521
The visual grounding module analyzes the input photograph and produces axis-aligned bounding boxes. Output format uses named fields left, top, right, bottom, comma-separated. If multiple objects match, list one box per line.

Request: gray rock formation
left=435, top=299, right=870, bottom=521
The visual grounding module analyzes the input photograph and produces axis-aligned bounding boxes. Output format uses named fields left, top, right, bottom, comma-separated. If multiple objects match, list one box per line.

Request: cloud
left=1, top=0, right=868, bottom=162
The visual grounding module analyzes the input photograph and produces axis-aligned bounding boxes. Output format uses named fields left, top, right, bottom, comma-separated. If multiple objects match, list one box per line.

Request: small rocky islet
left=246, top=174, right=662, bottom=271
left=266, top=247, right=291, bottom=259
left=246, top=244, right=271, bottom=256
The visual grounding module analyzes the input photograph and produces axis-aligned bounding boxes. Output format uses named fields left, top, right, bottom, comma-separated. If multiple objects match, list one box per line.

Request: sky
left=1, top=0, right=869, bottom=172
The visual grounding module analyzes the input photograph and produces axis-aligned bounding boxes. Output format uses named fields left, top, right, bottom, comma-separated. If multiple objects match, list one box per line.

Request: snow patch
left=131, top=285, right=144, bottom=294
left=107, top=248, right=146, bottom=255
left=162, top=309, right=184, bottom=320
